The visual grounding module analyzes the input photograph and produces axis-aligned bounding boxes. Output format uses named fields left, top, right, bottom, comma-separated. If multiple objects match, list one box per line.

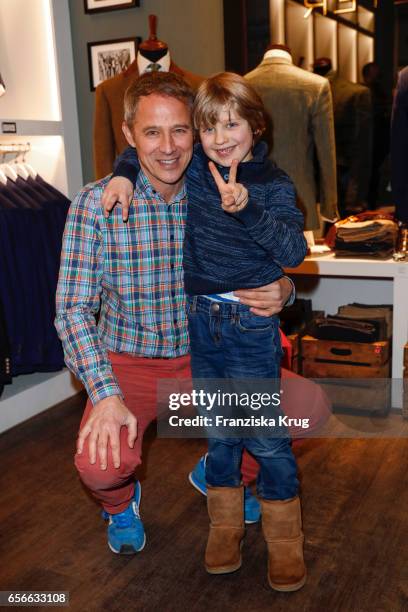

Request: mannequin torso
left=93, top=14, right=204, bottom=179
left=245, top=50, right=338, bottom=229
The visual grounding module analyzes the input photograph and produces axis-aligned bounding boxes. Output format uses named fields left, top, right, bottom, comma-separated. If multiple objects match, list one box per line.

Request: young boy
left=103, top=72, right=307, bottom=591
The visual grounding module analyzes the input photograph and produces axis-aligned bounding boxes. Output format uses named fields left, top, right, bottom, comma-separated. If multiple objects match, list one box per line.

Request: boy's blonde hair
left=193, top=72, right=267, bottom=141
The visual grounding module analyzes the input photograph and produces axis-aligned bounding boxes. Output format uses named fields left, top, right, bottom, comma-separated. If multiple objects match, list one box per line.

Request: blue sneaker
left=102, top=481, right=146, bottom=555
left=188, top=455, right=261, bottom=524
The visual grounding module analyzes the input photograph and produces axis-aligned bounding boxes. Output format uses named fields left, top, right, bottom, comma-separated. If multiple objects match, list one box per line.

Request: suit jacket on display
left=245, top=56, right=338, bottom=229
left=326, top=72, right=372, bottom=208
left=93, top=61, right=204, bottom=179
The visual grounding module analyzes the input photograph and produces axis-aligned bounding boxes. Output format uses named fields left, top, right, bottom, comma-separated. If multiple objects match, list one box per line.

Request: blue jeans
left=187, top=295, right=299, bottom=501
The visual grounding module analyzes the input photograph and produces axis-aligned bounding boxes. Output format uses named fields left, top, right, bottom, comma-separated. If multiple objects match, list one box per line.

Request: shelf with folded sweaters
left=0, top=0, right=83, bottom=434
left=285, top=253, right=408, bottom=409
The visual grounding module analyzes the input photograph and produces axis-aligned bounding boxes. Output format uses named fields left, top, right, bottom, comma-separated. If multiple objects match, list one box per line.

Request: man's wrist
left=86, top=372, right=123, bottom=406
left=94, top=394, right=123, bottom=408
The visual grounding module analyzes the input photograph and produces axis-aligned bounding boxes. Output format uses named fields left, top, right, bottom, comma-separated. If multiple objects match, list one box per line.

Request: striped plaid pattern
left=55, top=172, right=188, bottom=405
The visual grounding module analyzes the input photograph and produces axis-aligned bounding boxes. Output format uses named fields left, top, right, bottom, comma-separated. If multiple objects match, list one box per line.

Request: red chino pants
left=74, top=350, right=330, bottom=514
left=75, top=352, right=191, bottom=514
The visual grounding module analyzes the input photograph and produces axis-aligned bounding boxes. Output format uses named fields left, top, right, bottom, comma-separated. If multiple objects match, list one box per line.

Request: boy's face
left=123, top=93, right=193, bottom=201
left=199, top=106, right=254, bottom=167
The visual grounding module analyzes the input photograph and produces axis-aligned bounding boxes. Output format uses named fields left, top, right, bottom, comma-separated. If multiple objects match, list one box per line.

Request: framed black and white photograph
left=87, top=37, right=140, bottom=91
left=84, top=0, right=138, bottom=14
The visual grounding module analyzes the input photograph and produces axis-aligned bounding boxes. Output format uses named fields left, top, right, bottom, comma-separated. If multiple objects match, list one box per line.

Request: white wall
left=0, top=0, right=60, bottom=121
left=0, top=0, right=82, bottom=198
left=0, top=0, right=84, bottom=432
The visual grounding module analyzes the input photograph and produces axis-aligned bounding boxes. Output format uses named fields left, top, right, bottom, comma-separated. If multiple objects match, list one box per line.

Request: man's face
left=123, top=93, right=193, bottom=200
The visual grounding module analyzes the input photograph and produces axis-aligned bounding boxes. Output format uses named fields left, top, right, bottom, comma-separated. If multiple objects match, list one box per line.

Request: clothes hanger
left=18, top=147, right=37, bottom=178
left=21, top=162, right=37, bottom=178
left=14, top=162, right=30, bottom=180
left=0, top=144, right=33, bottom=180
left=0, top=163, right=18, bottom=181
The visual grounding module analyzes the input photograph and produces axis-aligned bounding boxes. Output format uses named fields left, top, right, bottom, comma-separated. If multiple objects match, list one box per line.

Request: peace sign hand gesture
left=208, top=159, right=249, bottom=213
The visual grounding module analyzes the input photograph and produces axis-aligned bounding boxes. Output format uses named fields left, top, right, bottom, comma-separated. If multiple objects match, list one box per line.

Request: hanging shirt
left=137, top=50, right=171, bottom=75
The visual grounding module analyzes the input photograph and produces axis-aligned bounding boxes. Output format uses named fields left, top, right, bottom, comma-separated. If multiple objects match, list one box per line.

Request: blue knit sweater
left=114, top=141, right=307, bottom=295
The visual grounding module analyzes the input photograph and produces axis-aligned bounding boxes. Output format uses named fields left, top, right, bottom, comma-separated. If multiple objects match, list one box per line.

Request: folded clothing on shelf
left=308, top=303, right=393, bottom=343
left=308, top=316, right=380, bottom=343
left=325, top=213, right=398, bottom=259
left=334, top=241, right=396, bottom=260
left=337, top=303, right=393, bottom=339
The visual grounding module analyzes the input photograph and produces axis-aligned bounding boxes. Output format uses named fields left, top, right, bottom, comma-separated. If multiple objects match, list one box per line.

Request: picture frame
left=84, top=0, right=138, bottom=14
left=87, top=37, right=141, bottom=91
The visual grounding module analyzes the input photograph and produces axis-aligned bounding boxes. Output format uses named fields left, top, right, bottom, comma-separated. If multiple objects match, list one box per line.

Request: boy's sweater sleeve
left=112, top=146, right=140, bottom=186
left=231, top=172, right=307, bottom=268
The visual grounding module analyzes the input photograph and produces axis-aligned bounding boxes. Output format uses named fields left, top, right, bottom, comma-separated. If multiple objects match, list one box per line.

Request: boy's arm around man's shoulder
left=113, top=145, right=141, bottom=184
left=103, top=144, right=199, bottom=220
left=102, top=146, right=140, bottom=220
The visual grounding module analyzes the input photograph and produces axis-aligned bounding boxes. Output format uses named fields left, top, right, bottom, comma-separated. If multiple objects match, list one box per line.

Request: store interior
left=0, top=1, right=407, bottom=609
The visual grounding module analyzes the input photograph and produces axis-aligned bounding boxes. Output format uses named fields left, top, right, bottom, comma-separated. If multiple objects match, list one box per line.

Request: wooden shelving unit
left=0, top=0, right=84, bottom=433
left=224, top=0, right=376, bottom=81
left=271, top=0, right=375, bottom=83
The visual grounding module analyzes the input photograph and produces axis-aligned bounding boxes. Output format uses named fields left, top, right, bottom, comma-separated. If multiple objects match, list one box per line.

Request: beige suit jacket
left=93, top=61, right=203, bottom=180
left=245, top=57, right=338, bottom=229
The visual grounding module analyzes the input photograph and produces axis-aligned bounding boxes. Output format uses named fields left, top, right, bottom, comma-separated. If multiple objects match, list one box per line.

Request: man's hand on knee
left=77, top=395, right=137, bottom=470
left=233, top=277, right=294, bottom=316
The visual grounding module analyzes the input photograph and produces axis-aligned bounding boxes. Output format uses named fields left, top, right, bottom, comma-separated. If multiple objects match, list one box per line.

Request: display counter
left=286, top=254, right=408, bottom=409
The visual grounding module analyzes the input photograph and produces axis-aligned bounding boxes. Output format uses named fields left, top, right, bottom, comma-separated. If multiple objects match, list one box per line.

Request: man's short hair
left=193, top=72, right=267, bottom=141
left=124, top=72, right=195, bottom=128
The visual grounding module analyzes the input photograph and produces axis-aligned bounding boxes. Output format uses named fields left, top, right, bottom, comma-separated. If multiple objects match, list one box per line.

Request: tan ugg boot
left=261, top=496, right=306, bottom=592
left=205, top=485, right=245, bottom=574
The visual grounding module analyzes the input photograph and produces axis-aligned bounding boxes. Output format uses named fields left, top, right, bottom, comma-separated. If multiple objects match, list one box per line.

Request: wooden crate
left=301, top=335, right=390, bottom=371
left=301, top=335, right=391, bottom=414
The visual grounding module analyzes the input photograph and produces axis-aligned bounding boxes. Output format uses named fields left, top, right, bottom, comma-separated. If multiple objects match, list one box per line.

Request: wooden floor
left=0, top=393, right=407, bottom=612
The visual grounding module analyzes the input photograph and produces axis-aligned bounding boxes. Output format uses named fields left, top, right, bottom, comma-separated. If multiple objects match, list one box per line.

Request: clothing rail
left=0, top=142, right=31, bottom=157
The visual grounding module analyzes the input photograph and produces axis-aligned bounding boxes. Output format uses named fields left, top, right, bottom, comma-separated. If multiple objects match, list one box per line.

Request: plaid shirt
left=55, top=172, right=188, bottom=405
